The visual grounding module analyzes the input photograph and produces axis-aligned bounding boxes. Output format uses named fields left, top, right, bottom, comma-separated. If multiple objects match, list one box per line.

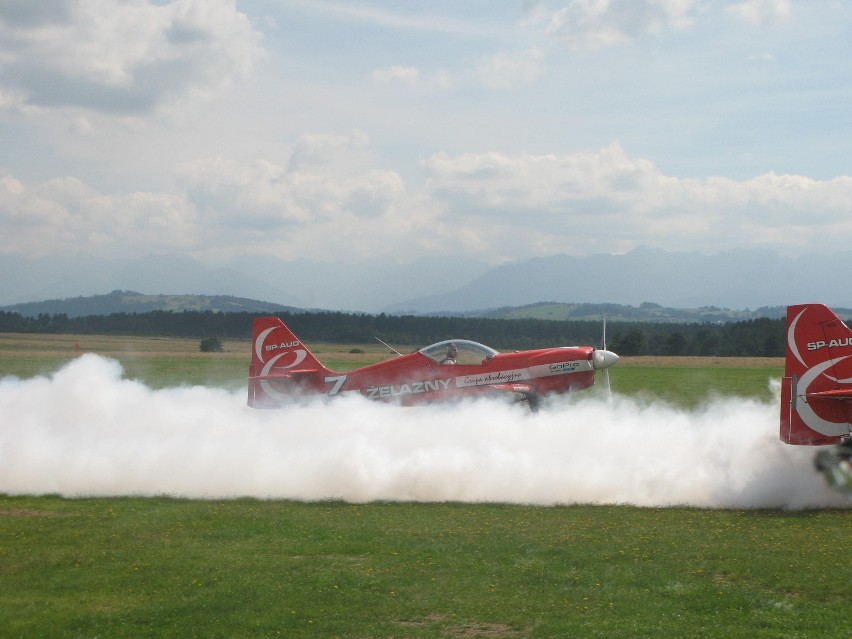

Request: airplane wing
left=251, top=368, right=320, bottom=377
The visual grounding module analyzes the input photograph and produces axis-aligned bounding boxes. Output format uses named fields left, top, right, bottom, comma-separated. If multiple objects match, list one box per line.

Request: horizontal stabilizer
left=806, top=388, right=852, bottom=400
left=249, top=368, right=320, bottom=379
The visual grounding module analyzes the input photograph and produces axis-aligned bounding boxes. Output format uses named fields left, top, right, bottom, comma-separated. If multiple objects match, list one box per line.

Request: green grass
left=1, top=496, right=848, bottom=639
left=610, top=366, right=782, bottom=409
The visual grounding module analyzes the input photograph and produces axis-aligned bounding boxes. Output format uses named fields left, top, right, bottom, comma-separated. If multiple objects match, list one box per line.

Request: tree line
left=0, top=309, right=788, bottom=357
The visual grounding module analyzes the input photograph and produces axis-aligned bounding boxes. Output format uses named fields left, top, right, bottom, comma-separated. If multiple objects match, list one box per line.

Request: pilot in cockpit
left=439, top=343, right=459, bottom=365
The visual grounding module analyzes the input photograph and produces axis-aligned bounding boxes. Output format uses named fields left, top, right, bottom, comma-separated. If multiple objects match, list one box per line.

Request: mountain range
left=0, top=292, right=798, bottom=323
left=2, top=247, right=850, bottom=314
left=0, top=291, right=302, bottom=318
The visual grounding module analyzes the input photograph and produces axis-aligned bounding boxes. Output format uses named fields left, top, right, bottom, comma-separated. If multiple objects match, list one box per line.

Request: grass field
left=1, top=332, right=847, bottom=638
left=1, top=496, right=849, bottom=638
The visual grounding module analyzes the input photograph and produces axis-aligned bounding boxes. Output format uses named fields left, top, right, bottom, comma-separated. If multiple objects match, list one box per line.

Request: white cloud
left=745, top=52, right=777, bottom=63
left=727, top=0, right=791, bottom=25
left=544, top=0, right=696, bottom=49
left=0, top=173, right=197, bottom=256
left=181, top=151, right=406, bottom=229
left=371, top=65, right=454, bottom=92
left=0, top=87, right=42, bottom=115
left=421, top=144, right=852, bottom=255
left=422, top=143, right=661, bottom=210
left=174, top=152, right=432, bottom=262
left=371, top=65, right=420, bottom=85
left=280, top=0, right=500, bottom=38
left=0, top=159, right=413, bottom=262
left=3, top=141, right=852, bottom=264
left=180, top=156, right=307, bottom=227
left=288, top=130, right=370, bottom=170
left=474, top=48, right=546, bottom=89
left=0, top=0, right=264, bottom=113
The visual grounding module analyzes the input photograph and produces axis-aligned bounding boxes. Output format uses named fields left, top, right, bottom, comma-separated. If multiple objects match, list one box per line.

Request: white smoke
left=0, top=354, right=845, bottom=509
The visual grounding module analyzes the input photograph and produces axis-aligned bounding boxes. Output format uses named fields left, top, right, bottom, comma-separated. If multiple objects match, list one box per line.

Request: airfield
left=0, top=333, right=849, bottom=637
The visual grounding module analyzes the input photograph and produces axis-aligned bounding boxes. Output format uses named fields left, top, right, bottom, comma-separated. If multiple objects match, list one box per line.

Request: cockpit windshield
left=419, top=339, right=499, bottom=365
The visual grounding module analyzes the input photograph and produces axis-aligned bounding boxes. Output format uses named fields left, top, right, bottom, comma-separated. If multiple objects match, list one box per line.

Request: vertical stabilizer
left=247, top=317, right=329, bottom=407
left=781, top=304, right=852, bottom=445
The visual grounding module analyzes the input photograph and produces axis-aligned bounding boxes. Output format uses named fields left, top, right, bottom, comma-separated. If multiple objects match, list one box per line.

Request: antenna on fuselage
left=375, top=336, right=403, bottom=357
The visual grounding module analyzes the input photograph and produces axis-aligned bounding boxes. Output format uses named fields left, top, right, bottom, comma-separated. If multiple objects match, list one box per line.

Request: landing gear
left=524, top=392, right=541, bottom=413
left=814, top=436, right=852, bottom=499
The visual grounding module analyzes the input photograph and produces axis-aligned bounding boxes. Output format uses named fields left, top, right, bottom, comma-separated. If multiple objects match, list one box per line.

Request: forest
left=0, top=309, right=787, bottom=357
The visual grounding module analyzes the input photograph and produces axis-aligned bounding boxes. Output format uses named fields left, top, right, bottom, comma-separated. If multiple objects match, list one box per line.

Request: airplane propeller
left=592, top=315, right=619, bottom=400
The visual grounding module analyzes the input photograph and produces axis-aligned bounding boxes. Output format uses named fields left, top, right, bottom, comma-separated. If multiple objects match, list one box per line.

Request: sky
left=1, top=0, right=852, bottom=268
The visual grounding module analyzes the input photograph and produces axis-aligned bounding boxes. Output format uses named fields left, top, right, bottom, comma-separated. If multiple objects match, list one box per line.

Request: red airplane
left=780, top=303, right=852, bottom=497
left=247, top=316, right=619, bottom=411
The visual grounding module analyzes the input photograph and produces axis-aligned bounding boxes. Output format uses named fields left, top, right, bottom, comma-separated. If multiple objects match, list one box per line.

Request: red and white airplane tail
left=781, top=304, right=852, bottom=445
left=247, top=317, right=331, bottom=407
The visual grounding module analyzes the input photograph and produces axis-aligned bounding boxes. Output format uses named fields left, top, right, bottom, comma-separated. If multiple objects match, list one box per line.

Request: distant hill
left=5, top=292, right=851, bottom=325
left=457, top=302, right=791, bottom=323
left=0, top=253, right=491, bottom=312
left=0, top=291, right=304, bottom=318
left=461, top=302, right=852, bottom=323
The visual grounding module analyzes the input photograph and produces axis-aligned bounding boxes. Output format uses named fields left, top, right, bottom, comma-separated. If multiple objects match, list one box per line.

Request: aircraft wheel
left=525, top=392, right=540, bottom=413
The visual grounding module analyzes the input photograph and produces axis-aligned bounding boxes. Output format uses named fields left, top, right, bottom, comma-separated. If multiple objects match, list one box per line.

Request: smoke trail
left=0, top=354, right=845, bottom=508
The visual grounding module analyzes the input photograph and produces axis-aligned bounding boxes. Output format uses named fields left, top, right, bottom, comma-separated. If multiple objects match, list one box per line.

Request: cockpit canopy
left=419, top=339, right=499, bottom=365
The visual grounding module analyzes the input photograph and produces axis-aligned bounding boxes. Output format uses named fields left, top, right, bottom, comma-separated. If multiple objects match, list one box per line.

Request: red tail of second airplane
left=248, top=317, right=331, bottom=407
left=781, top=304, right=852, bottom=445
